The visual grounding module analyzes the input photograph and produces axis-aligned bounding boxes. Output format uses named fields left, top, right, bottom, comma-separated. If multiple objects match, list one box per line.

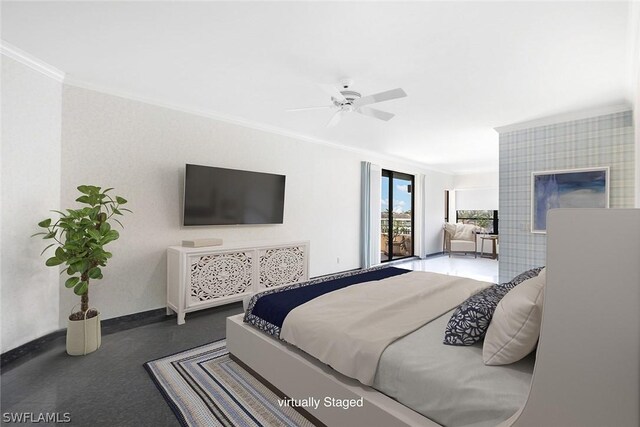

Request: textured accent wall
left=498, top=110, right=635, bottom=283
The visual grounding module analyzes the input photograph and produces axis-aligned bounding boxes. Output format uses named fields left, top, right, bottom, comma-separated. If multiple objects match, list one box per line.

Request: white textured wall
left=1, top=57, right=62, bottom=352
left=423, top=171, right=452, bottom=255
left=60, top=85, right=452, bottom=324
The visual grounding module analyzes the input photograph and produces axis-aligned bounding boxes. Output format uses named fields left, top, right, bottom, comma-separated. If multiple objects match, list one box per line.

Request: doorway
left=381, top=170, right=414, bottom=262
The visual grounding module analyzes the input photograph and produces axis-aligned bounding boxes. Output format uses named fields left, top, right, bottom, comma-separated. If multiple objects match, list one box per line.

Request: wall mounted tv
left=183, top=164, right=286, bottom=226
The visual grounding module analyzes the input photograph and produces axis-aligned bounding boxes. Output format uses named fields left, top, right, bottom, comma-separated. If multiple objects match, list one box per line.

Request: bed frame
left=227, top=209, right=640, bottom=427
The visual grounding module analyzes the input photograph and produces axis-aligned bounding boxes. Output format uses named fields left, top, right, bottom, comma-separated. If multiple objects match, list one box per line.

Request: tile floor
left=402, top=254, right=499, bottom=284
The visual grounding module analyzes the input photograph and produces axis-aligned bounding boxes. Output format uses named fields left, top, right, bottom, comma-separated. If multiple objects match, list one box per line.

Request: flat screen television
left=183, top=164, right=285, bottom=226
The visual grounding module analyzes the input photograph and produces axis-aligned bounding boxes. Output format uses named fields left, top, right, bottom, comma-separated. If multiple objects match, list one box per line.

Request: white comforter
left=280, top=271, right=492, bottom=385
left=374, top=309, right=535, bottom=427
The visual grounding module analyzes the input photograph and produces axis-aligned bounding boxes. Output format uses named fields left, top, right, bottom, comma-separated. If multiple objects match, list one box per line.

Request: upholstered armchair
left=443, top=223, right=479, bottom=257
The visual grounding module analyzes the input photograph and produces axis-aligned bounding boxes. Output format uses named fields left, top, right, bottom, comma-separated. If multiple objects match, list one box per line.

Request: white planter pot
left=66, top=313, right=101, bottom=356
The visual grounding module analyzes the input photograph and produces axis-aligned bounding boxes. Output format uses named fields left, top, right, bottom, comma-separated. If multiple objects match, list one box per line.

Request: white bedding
left=373, top=309, right=535, bottom=427
left=280, top=271, right=492, bottom=385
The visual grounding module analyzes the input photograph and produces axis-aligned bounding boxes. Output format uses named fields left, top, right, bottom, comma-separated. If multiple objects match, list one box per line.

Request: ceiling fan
left=288, top=79, right=407, bottom=127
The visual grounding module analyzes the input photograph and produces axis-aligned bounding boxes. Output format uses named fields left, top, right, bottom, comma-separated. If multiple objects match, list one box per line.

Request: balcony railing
left=380, top=218, right=412, bottom=235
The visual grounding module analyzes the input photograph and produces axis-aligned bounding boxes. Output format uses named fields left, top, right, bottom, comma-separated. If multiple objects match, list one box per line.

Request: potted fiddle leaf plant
left=34, top=185, right=130, bottom=356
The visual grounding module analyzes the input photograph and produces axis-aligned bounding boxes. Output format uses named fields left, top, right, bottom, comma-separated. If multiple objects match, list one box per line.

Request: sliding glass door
left=381, top=170, right=414, bottom=262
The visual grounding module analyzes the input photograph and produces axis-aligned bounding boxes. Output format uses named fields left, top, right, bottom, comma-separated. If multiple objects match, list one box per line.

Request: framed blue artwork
left=531, top=167, right=609, bottom=233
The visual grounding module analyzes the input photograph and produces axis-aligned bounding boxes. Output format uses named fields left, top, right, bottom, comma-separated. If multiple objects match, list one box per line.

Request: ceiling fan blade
left=287, top=105, right=332, bottom=112
left=357, top=107, right=395, bottom=121
left=326, top=110, right=343, bottom=127
left=318, top=84, right=346, bottom=103
left=353, top=88, right=407, bottom=108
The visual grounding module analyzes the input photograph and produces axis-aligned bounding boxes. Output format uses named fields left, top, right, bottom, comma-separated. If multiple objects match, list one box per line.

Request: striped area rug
left=145, top=340, right=315, bottom=427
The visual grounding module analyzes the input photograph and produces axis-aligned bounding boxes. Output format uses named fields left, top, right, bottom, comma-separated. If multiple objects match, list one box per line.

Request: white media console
left=167, top=240, right=309, bottom=324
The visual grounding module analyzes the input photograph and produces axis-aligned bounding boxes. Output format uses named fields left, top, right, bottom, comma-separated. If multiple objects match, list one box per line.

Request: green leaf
left=54, top=247, right=67, bottom=260
left=44, top=231, right=57, bottom=239
left=77, top=185, right=92, bottom=195
left=88, top=267, right=102, bottom=279
left=45, top=257, right=63, bottom=267
left=102, top=230, right=120, bottom=244
left=71, top=260, right=85, bottom=273
left=112, top=208, right=122, bottom=215
left=99, top=222, right=111, bottom=234
left=115, top=196, right=127, bottom=204
left=67, top=266, right=76, bottom=275
left=40, top=243, right=56, bottom=256
left=73, top=281, right=88, bottom=296
left=38, top=218, right=52, bottom=228
left=65, top=243, right=80, bottom=251
left=103, top=188, right=114, bottom=193
left=87, top=229, right=101, bottom=240
left=65, top=277, right=80, bottom=288
left=31, top=232, right=47, bottom=238
left=76, top=195, right=91, bottom=204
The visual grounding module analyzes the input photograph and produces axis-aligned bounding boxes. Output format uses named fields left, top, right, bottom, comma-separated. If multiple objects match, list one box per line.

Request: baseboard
left=424, top=251, right=445, bottom=258
left=379, top=255, right=420, bottom=266
left=101, top=307, right=169, bottom=335
left=0, top=330, right=67, bottom=371
left=1, top=307, right=168, bottom=371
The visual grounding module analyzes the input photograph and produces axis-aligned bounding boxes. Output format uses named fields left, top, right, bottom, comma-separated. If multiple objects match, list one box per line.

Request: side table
left=480, top=235, right=498, bottom=260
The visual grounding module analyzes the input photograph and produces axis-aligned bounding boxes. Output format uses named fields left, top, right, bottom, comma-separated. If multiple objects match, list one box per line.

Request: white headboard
left=507, top=209, right=640, bottom=426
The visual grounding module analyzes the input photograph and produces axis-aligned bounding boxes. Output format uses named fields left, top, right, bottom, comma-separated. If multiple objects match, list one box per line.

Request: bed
left=227, top=209, right=640, bottom=427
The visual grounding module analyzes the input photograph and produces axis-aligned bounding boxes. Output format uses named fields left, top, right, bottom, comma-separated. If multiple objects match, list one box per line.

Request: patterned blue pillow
left=500, top=266, right=545, bottom=290
left=443, top=267, right=545, bottom=346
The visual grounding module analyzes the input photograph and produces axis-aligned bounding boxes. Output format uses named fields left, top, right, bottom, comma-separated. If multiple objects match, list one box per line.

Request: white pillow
left=483, top=268, right=546, bottom=365
left=444, top=223, right=457, bottom=237
left=453, top=223, right=475, bottom=241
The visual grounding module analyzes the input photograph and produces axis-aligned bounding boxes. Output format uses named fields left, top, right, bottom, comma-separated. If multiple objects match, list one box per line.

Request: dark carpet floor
left=0, top=303, right=244, bottom=426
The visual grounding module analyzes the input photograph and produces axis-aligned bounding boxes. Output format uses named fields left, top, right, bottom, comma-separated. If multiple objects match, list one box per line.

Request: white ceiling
left=1, top=1, right=634, bottom=174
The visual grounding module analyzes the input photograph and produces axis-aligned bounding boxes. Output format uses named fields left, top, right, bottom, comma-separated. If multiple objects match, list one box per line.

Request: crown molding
left=0, top=40, right=65, bottom=82
left=494, top=103, right=633, bottom=134
left=0, top=41, right=453, bottom=176
left=63, top=77, right=454, bottom=176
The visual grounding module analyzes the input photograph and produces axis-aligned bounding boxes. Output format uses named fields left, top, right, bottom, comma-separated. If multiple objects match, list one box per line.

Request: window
left=456, top=210, right=499, bottom=234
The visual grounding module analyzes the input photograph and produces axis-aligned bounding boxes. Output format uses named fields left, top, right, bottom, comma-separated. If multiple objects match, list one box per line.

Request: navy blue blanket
left=244, top=266, right=411, bottom=338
